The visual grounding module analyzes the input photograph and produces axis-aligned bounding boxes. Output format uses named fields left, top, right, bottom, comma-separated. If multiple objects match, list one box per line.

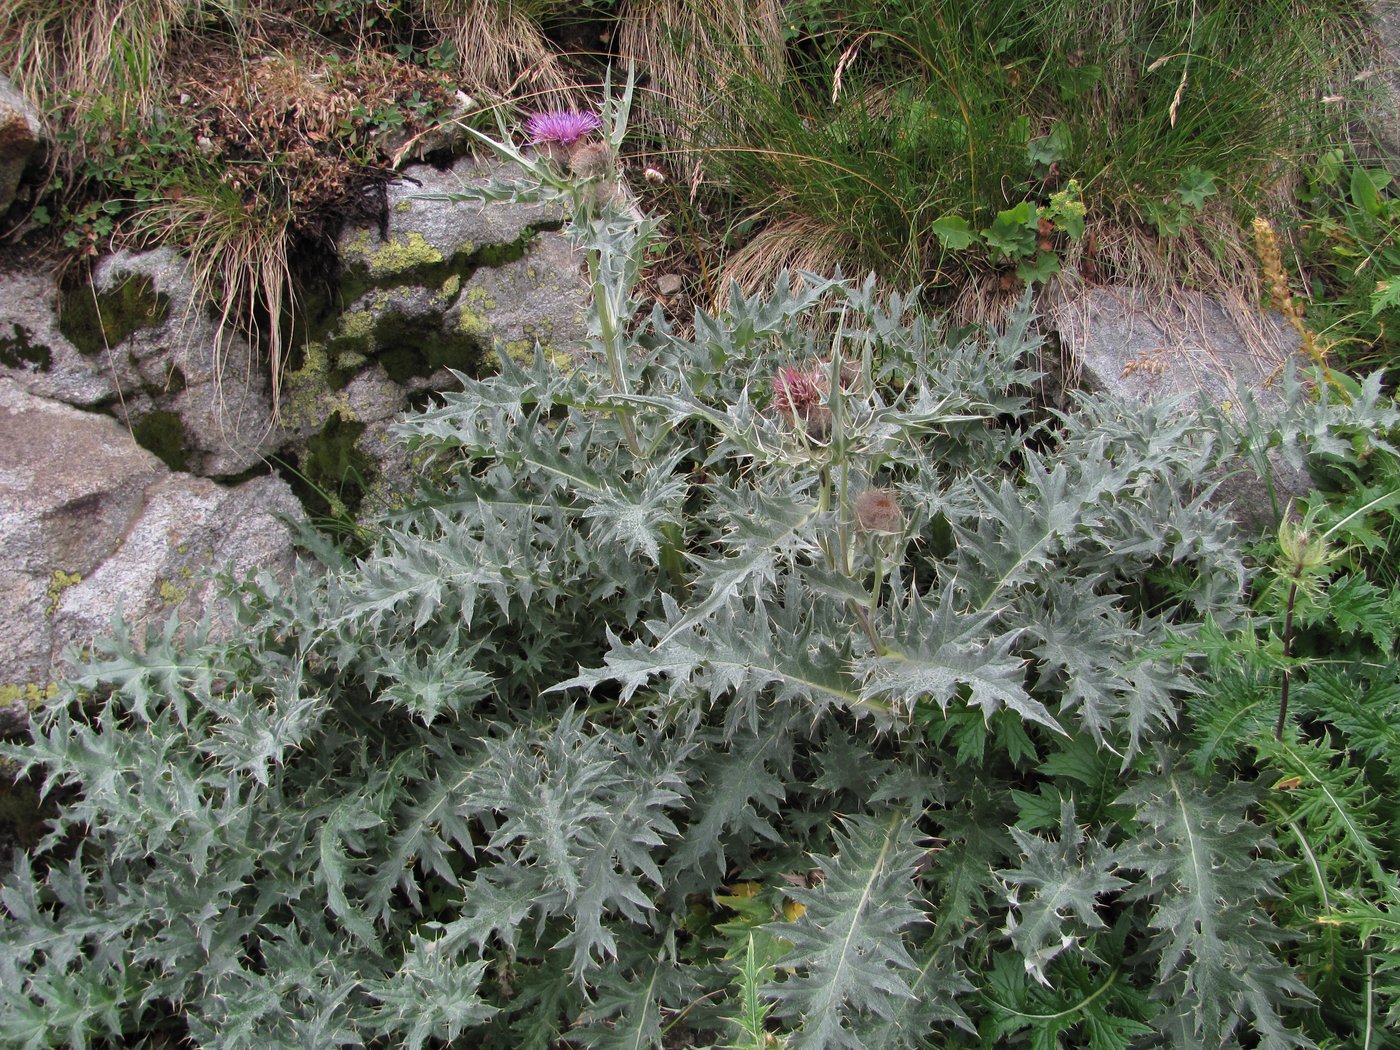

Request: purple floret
left=524, top=109, right=603, bottom=146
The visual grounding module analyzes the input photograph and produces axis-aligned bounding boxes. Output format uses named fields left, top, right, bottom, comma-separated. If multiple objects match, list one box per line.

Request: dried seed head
left=643, top=166, right=666, bottom=185
left=569, top=141, right=616, bottom=180
left=855, top=487, right=903, bottom=535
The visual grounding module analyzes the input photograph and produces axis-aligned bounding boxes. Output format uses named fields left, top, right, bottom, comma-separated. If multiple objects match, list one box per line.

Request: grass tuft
left=677, top=0, right=1369, bottom=314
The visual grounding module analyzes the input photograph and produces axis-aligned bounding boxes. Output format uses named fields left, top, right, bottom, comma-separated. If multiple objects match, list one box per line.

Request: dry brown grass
left=712, top=213, right=851, bottom=308
left=424, top=0, right=580, bottom=105
left=0, top=0, right=218, bottom=115
left=618, top=0, right=784, bottom=137
left=125, top=180, right=296, bottom=416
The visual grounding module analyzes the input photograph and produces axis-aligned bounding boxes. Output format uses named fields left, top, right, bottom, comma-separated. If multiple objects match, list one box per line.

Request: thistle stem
left=849, top=599, right=883, bottom=654
left=1274, top=576, right=1300, bottom=741
left=589, top=253, right=641, bottom=456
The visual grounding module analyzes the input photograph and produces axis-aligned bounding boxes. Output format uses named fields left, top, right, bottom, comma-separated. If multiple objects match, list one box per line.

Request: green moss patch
left=58, top=275, right=171, bottom=356
left=131, top=410, right=190, bottom=472
left=0, top=323, right=52, bottom=372
left=281, top=411, right=373, bottom=523
left=332, top=310, right=485, bottom=384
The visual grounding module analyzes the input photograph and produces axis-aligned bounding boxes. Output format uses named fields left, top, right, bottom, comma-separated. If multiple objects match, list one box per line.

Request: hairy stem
left=1275, top=575, right=1300, bottom=741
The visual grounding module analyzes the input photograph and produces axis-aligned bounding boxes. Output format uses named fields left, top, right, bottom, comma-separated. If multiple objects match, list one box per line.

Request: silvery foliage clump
left=3, top=86, right=1395, bottom=1050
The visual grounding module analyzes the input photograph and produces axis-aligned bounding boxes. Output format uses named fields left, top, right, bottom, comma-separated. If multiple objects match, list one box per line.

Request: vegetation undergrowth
left=0, top=0, right=604, bottom=404
left=654, top=0, right=1370, bottom=316
left=3, top=84, right=1399, bottom=1049
left=3, top=1, right=1396, bottom=395
left=1293, top=148, right=1400, bottom=377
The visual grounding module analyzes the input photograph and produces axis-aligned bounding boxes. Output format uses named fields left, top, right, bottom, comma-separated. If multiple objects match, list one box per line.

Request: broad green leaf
left=930, top=215, right=978, bottom=251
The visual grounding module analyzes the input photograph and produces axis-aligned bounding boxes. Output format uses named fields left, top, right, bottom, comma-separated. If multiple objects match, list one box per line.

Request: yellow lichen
left=354, top=231, right=445, bottom=278
left=464, top=286, right=497, bottom=310
left=158, top=579, right=188, bottom=606
left=338, top=309, right=377, bottom=342
left=440, top=274, right=461, bottom=300
left=0, top=682, right=58, bottom=710
left=458, top=308, right=490, bottom=337
left=46, top=569, right=81, bottom=614
left=481, top=339, right=573, bottom=373
left=281, top=340, right=352, bottom=431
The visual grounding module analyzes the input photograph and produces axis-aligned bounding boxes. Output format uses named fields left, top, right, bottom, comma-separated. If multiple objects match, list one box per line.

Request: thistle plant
left=1, top=76, right=1397, bottom=1050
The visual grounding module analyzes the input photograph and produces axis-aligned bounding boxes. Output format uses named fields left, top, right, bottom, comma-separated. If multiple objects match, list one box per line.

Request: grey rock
left=332, top=157, right=587, bottom=373
left=1049, top=284, right=1313, bottom=527
left=339, top=156, right=569, bottom=271
left=343, top=364, right=409, bottom=425
left=0, top=76, right=43, bottom=215
left=322, top=229, right=587, bottom=393
left=445, top=233, right=588, bottom=368
left=0, top=270, right=120, bottom=406
left=656, top=273, right=684, bottom=297
left=0, top=250, right=284, bottom=475
left=1366, top=1, right=1400, bottom=163
left=287, top=157, right=589, bottom=503
left=0, top=378, right=305, bottom=736
left=53, top=471, right=304, bottom=654
left=93, top=249, right=284, bottom=475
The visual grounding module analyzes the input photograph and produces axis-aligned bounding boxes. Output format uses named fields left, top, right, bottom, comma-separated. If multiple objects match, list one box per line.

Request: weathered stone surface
left=273, top=156, right=589, bottom=513
left=92, top=249, right=285, bottom=475
left=0, top=270, right=122, bottom=405
left=0, top=75, right=43, bottom=216
left=1050, top=284, right=1313, bottom=527
left=1366, top=0, right=1400, bottom=163
left=343, top=156, right=569, bottom=267
left=2, top=155, right=590, bottom=565
left=0, top=250, right=284, bottom=475
left=0, top=378, right=305, bottom=736
left=331, top=156, right=587, bottom=375
left=447, top=233, right=588, bottom=371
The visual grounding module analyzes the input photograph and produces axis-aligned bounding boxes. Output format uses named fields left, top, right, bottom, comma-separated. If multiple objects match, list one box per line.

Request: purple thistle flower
left=524, top=109, right=603, bottom=147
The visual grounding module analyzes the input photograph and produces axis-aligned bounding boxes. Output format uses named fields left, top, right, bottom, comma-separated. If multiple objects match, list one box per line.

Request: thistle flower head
left=773, top=364, right=832, bottom=438
left=524, top=109, right=603, bottom=147
left=855, top=487, right=904, bottom=535
left=772, top=365, right=827, bottom=418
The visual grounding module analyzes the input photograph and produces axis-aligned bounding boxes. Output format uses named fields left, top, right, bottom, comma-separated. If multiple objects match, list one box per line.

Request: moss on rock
left=57, top=274, right=170, bottom=356
left=131, top=410, right=190, bottom=472
left=297, top=411, right=372, bottom=519
left=333, top=310, right=484, bottom=385
left=0, top=323, right=51, bottom=372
